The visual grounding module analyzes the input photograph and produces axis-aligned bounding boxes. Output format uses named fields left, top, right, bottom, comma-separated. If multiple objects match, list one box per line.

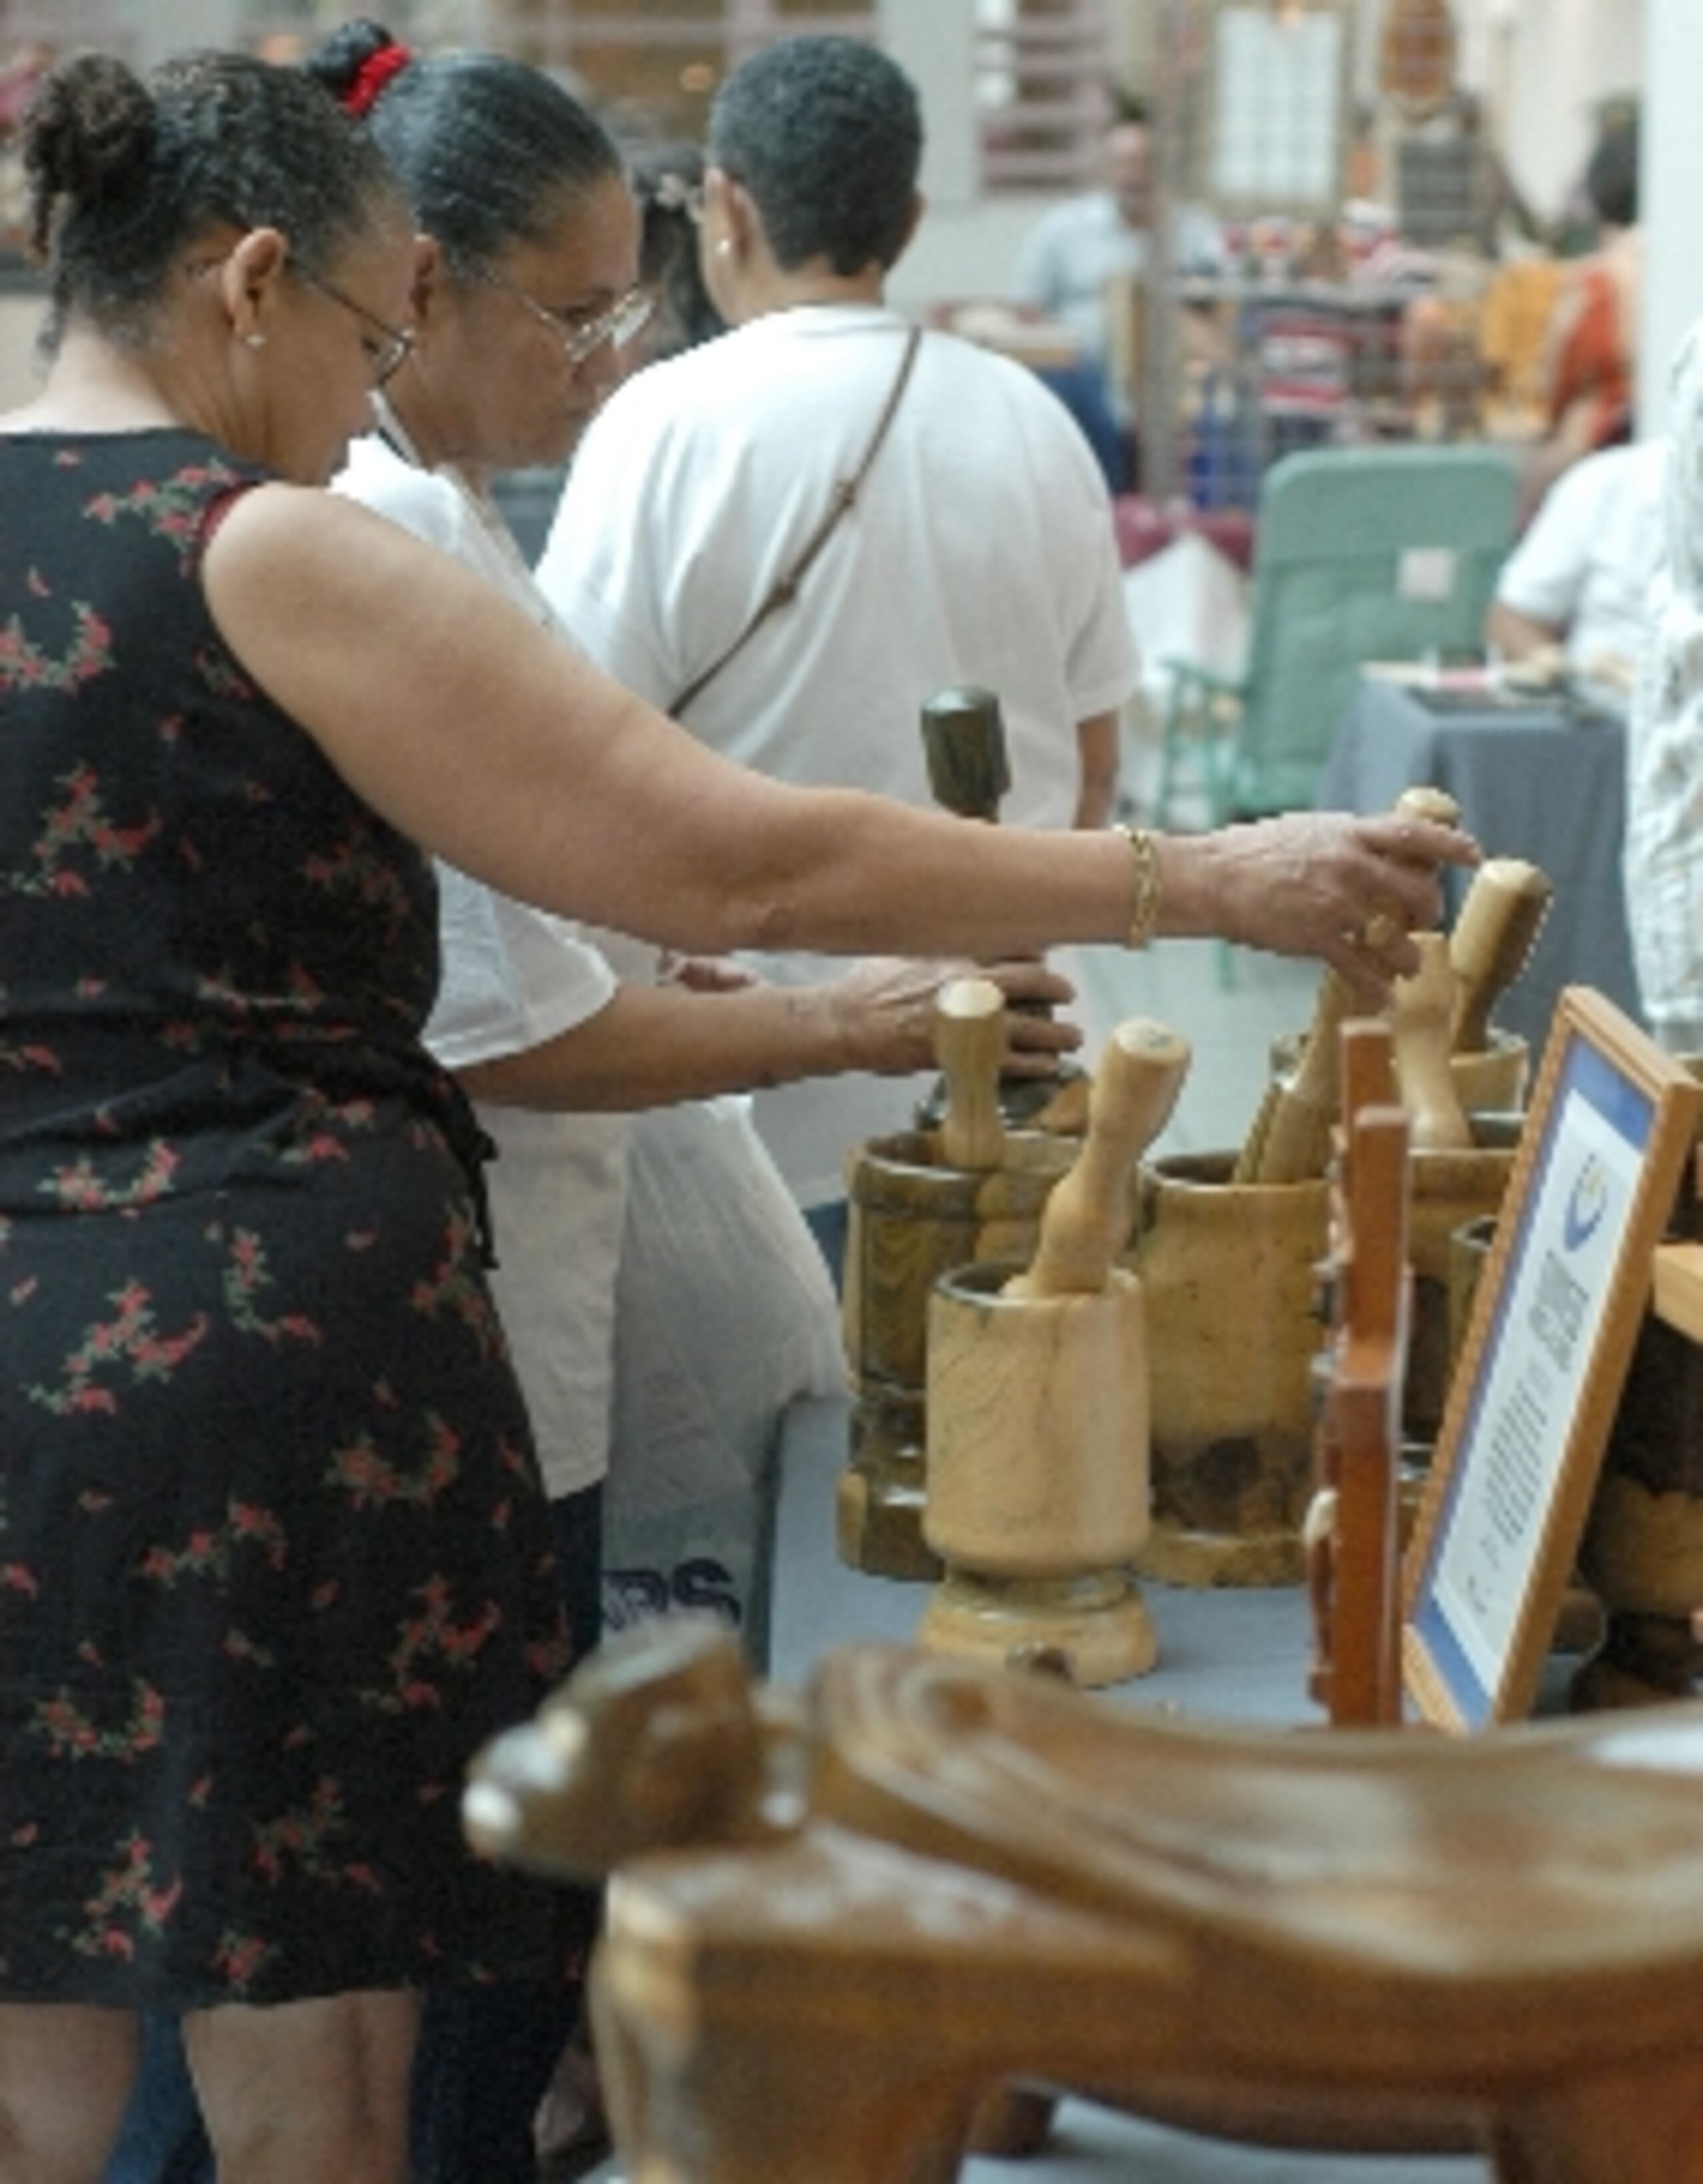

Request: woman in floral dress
left=0, top=39, right=1470, bottom=2184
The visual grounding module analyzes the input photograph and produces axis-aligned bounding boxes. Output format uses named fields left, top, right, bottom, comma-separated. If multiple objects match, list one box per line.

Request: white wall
left=1639, top=0, right=1703, bottom=435
left=1488, top=0, right=1644, bottom=225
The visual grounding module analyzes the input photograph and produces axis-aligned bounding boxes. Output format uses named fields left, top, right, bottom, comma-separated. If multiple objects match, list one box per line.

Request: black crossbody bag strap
left=671, top=326, right=924, bottom=718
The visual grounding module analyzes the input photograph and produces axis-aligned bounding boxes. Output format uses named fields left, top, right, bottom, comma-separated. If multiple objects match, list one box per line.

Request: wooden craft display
left=1234, top=966, right=1354, bottom=1186
left=467, top=1617, right=1703, bottom=2184
left=1237, top=784, right=1496, bottom=1192
left=919, top=1020, right=1188, bottom=1686
left=1305, top=1020, right=1411, bottom=1727
left=839, top=979, right=1074, bottom=1578
left=1378, top=932, right=1521, bottom=1444
left=1128, top=1147, right=1327, bottom=1585
left=1133, top=831, right=1531, bottom=1586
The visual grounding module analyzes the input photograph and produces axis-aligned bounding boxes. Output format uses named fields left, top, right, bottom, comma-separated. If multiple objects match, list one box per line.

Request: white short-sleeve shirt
left=335, top=432, right=641, bottom=1498
left=536, top=305, right=1139, bottom=1204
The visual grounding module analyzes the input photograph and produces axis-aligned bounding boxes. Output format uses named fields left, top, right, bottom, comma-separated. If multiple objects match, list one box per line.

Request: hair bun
left=343, top=43, right=412, bottom=117
left=303, top=18, right=412, bottom=117
left=22, top=53, right=154, bottom=255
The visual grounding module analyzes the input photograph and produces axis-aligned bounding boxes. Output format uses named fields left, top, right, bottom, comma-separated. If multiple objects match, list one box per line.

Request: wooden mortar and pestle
left=839, top=976, right=1075, bottom=1578
left=920, top=1018, right=1189, bottom=1686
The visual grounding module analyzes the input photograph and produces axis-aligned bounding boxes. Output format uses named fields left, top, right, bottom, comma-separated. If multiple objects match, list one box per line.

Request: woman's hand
left=1165, top=811, right=1481, bottom=1004
left=825, top=956, right=1082, bottom=1078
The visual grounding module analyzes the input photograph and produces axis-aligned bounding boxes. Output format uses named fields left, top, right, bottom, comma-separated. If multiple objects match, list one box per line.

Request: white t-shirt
left=335, top=432, right=639, bottom=1500
left=1495, top=438, right=1665, bottom=677
left=536, top=303, right=1138, bottom=1205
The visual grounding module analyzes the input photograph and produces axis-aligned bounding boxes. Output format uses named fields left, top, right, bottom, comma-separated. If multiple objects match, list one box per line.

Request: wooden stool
left=467, top=1622, right=1703, bottom=2184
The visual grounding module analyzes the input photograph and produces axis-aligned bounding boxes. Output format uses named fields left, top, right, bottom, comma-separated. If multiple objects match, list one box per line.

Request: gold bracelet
left=1116, top=823, right=1162, bottom=950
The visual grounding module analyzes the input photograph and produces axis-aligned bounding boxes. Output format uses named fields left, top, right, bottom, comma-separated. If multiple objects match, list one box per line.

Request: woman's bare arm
left=456, top=958, right=1080, bottom=1113
left=202, top=485, right=1476, bottom=996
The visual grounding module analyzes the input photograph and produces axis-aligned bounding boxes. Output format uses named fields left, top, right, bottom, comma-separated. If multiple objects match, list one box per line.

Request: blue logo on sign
left=1563, top=1155, right=1607, bottom=1252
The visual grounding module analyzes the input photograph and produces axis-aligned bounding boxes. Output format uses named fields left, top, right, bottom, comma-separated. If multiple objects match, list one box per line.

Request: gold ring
left=1361, top=912, right=1397, bottom=950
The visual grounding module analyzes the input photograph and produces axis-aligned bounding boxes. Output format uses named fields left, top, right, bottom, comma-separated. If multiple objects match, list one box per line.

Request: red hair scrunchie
left=342, top=42, right=412, bottom=118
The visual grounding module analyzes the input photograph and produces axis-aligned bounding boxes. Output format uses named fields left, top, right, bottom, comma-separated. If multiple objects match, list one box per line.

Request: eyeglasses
left=293, top=268, right=416, bottom=387
left=472, top=266, right=655, bottom=368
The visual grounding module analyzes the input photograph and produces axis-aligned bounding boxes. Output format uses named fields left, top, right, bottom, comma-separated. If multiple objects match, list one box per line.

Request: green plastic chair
left=1156, top=443, right=1521, bottom=829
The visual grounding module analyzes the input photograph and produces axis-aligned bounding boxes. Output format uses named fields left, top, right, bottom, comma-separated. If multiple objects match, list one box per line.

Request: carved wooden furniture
left=466, top=1619, right=1703, bottom=2184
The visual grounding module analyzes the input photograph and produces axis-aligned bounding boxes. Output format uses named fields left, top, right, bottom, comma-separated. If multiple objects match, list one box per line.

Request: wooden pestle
left=920, top=684, right=1012, bottom=822
left=1235, top=785, right=1461, bottom=1186
left=1395, top=783, right=1461, bottom=829
left=1235, top=970, right=1355, bottom=1185
left=1388, top=931, right=1473, bottom=1149
left=1364, top=785, right=1461, bottom=944
left=1449, top=857, right=1553, bottom=1053
left=1006, top=1018, right=1189, bottom=1298
left=919, top=686, right=1081, bottom=1130
left=933, top=976, right=1006, bottom=1172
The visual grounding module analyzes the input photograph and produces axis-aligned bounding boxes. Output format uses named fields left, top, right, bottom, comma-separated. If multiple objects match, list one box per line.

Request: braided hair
left=23, top=47, right=400, bottom=348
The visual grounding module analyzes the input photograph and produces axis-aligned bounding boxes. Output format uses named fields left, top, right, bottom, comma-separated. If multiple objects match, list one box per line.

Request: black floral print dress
left=0, top=430, right=573, bottom=2008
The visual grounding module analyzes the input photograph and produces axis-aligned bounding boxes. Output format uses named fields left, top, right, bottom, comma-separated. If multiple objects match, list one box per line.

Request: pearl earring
left=244, top=332, right=267, bottom=350
left=715, top=237, right=732, bottom=259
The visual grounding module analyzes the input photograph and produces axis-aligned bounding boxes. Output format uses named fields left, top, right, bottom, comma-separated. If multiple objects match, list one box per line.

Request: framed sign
left=1403, top=988, right=1701, bottom=1730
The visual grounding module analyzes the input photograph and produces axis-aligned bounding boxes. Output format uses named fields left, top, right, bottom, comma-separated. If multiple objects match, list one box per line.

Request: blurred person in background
left=1485, top=434, right=1665, bottom=693
left=1011, top=100, right=1224, bottom=491
left=628, top=140, right=726, bottom=365
left=538, top=35, right=1144, bottom=1277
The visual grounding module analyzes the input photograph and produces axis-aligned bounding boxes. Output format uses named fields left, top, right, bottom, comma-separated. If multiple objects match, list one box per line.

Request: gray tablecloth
left=1317, top=676, right=1642, bottom=1055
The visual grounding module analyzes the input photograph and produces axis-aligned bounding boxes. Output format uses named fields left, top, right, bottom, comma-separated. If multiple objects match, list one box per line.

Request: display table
left=1317, top=673, right=1641, bottom=1053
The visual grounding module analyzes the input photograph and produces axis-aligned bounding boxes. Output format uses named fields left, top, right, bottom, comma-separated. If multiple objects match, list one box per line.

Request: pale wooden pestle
left=1006, top=1018, right=1190, bottom=1298
left=1449, top=856, right=1553, bottom=1053
left=933, top=976, right=1006, bottom=1172
left=1388, top=931, right=1473, bottom=1149
left=1234, top=968, right=1355, bottom=1186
